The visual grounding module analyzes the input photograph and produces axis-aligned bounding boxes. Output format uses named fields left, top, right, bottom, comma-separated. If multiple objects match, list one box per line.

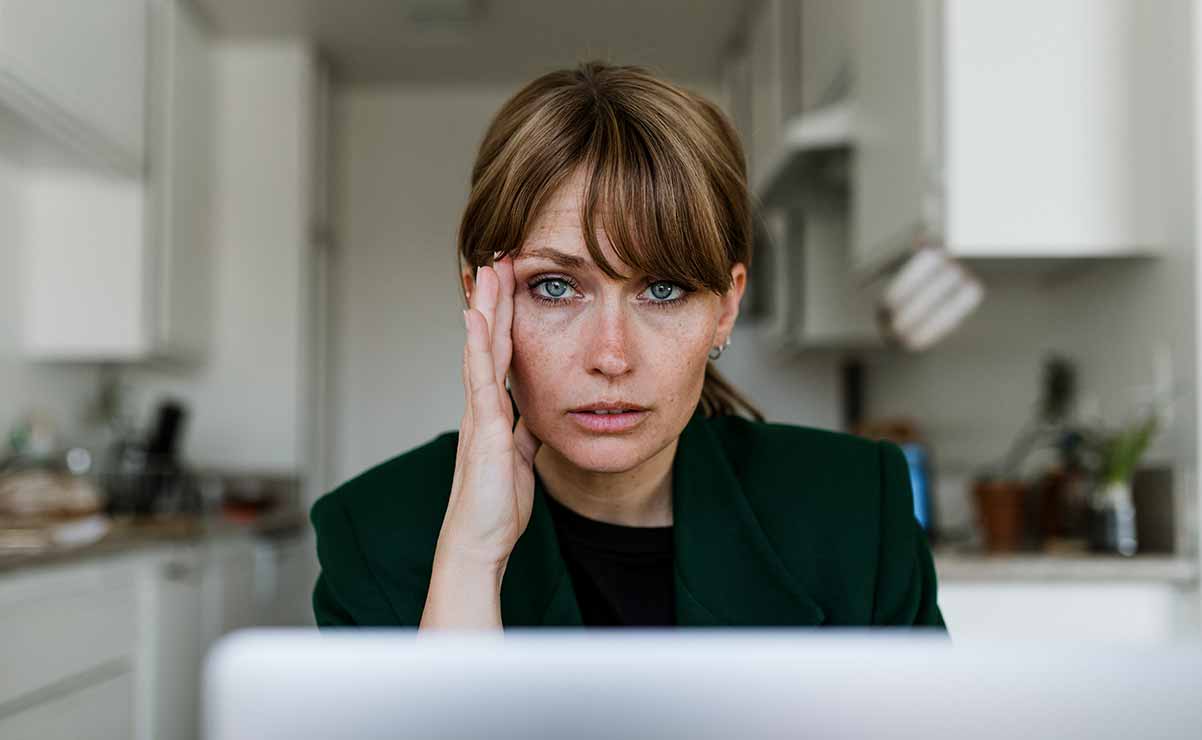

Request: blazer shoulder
left=313, top=429, right=459, bottom=531
left=309, top=430, right=460, bottom=627
left=705, top=414, right=882, bottom=502
left=705, top=415, right=943, bottom=628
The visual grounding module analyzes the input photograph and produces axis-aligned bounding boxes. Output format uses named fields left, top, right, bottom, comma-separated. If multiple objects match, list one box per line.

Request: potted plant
left=1088, top=411, right=1160, bottom=556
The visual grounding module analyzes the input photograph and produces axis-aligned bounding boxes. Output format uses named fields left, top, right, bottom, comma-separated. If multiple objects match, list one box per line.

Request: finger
left=460, top=317, right=474, bottom=430
left=475, top=265, right=499, bottom=347
left=513, top=416, right=542, bottom=467
left=464, top=307, right=505, bottom=428
left=492, top=255, right=515, bottom=387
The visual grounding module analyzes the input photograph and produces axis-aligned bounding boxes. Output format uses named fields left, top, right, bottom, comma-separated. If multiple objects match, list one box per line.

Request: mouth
left=567, top=402, right=650, bottom=433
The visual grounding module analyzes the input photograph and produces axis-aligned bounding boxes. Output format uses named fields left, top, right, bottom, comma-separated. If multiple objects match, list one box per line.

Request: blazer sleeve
left=310, top=491, right=402, bottom=627
left=871, top=440, right=947, bottom=630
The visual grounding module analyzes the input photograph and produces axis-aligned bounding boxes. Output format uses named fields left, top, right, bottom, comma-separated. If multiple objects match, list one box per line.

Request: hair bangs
left=570, top=104, right=733, bottom=295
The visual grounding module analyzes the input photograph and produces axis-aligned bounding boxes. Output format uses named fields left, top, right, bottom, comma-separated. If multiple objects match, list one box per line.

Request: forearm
left=418, top=548, right=507, bottom=631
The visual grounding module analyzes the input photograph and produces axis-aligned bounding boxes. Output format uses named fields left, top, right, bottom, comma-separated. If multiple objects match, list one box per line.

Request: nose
left=584, top=301, right=633, bottom=378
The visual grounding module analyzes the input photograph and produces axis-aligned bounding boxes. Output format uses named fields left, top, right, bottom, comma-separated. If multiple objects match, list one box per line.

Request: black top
left=543, top=492, right=675, bottom=627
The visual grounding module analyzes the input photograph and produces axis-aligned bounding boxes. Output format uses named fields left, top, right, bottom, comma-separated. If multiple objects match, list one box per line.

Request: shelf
left=753, top=101, right=856, bottom=203
left=934, top=551, right=1199, bottom=584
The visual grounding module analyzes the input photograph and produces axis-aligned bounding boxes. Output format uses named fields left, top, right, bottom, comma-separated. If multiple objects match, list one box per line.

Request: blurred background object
left=854, top=416, right=937, bottom=538
left=875, top=243, right=986, bottom=352
left=0, top=0, right=1201, bottom=737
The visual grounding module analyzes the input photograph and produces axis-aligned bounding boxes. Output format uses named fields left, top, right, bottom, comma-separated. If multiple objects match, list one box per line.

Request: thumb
left=512, top=416, right=542, bottom=467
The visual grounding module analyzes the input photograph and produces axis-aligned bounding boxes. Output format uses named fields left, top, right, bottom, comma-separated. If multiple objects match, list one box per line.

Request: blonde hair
left=457, top=61, right=763, bottom=422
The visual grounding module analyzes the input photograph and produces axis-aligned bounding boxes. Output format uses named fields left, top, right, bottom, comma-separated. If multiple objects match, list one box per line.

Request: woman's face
left=469, top=170, right=746, bottom=474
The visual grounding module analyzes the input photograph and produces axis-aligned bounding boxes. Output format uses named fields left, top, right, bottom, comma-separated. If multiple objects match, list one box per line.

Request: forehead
left=514, top=173, right=622, bottom=269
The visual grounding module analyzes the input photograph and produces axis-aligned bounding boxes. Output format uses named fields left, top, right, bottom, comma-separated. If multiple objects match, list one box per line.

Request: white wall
left=330, top=83, right=843, bottom=486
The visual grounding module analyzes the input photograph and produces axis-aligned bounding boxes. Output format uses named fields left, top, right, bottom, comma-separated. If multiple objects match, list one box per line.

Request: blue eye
left=529, top=277, right=579, bottom=305
left=646, top=282, right=682, bottom=302
left=527, top=275, right=691, bottom=308
left=540, top=279, right=570, bottom=298
left=642, top=281, right=690, bottom=307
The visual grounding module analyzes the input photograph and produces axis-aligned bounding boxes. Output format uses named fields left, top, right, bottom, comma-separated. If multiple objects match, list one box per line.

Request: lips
left=569, top=402, right=648, bottom=413
left=567, top=403, right=650, bottom=433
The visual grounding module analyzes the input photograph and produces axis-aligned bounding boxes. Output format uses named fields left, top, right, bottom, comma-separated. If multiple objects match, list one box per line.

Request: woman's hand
left=437, top=254, right=543, bottom=572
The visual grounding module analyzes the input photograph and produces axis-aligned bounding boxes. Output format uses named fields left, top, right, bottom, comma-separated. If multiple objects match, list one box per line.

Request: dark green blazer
left=310, top=406, right=946, bottom=629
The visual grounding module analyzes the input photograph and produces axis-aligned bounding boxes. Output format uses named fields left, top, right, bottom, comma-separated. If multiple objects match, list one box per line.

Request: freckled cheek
left=639, top=317, right=712, bottom=395
left=508, top=307, right=579, bottom=420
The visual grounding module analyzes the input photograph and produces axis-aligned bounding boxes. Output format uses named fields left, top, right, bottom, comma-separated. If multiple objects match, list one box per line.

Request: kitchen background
left=1, top=0, right=1200, bottom=738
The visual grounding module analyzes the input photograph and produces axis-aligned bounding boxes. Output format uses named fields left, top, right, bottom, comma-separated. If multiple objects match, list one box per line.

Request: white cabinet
left=800, top=0, right=852, bottom=112
left=0, top=535, right=279, bottom=740
left=0, top=0, right=147, bottom=173
left=145, top=0, right=216, bottom=361
left=735, top=1, right=878, bottom=350
left=20, top=0, right=214, bottom=361
left=792, top=187, right=879, bottom=348
left=939, top=581, right=1197, bottom=643
left=254, top=533, right=318, bottom=627
left=142, top=546, right=205, bottom=740
left=851, top=0, right=1179, bottom=273
left=0, top=558, right=140, bottom=739
left=0, top=671, right=134, bottom=740
left=141, top=539, right=256, bottom=740
left=747, top=0, right=804, bottom=195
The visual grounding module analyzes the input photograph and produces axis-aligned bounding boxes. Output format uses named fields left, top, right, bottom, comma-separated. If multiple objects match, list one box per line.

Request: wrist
left=432, top=544, right=508, bottom=586
left=421, top=548, right=508, bottom=630
left=433, top=539, right=510, bottom=575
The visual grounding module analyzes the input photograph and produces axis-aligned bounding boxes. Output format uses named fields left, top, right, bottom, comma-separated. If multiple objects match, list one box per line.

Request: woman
left=311, top=61, right=945, bottom=630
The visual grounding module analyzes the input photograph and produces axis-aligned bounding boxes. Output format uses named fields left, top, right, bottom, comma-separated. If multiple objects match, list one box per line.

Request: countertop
left=934, top=548, right=1200, bottom=584
left=0, top=509, right=308, bottom=576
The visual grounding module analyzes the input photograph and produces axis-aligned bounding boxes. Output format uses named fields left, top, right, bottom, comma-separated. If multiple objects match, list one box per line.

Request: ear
left=461, top=267, right=476, bottom=304
left=714, top=262, right=747, bottom=343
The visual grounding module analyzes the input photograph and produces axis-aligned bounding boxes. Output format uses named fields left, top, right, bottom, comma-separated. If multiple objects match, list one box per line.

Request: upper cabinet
left=20, top=0, right=214, bottom=361
left=144, top=0, right=216, bottom=361
left=731, top=0, right=877, bottom=350
left=852, top=0, right=1179, bottom=273
left=0, top=0, right=147, bottom=173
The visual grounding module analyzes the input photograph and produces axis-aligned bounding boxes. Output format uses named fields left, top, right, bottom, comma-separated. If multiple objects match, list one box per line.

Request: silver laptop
left=204, top=628, right=1202, bottom=740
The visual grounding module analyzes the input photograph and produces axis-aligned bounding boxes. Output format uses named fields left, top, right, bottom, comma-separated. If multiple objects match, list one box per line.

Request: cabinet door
left=747, top=0, right=783, bottom=191
left=795, top=189, right=880, bottom=348
left=23, top=170, right=151, bottom=359
left=850, top=0, right=937, bottom=275
left=255, top=534, right=319, bottom=627
left=0, top=670, right=133, bottom=740
left=147, top=0, right=214, bottom=360
left=143, top=547, right=205, bottom=740
left=800, top=0, right=852, bottom=111
left=0, top=0, right=147, bottom=168
left=0, top=561, right=138, bottom=709
left=938, top=582, right=1182, bottom=642
left=942, top=0, right=1170, bottom=255
left=200, top=540, right=258, bottom=646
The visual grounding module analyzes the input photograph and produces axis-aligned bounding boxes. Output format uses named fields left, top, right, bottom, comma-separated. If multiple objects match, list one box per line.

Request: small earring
left=708, top=336, right=731, bottom=360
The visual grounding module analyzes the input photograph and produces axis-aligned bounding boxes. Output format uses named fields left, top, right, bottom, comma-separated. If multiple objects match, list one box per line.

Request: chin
left=546, top=424, right=660, bottom=474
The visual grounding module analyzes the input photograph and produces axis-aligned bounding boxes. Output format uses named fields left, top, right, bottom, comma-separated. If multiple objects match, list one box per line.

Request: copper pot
left=973, top=479, right=1026, bottom=553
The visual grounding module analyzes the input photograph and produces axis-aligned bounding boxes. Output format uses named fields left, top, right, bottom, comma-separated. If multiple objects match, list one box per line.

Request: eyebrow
left=514, top=247, right=590, bottom=270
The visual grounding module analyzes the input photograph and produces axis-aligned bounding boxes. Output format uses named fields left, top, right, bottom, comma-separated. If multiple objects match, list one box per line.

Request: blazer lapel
left=498, top=405, right=825, bottom=628
left=500, top=468, right=583, bottom=626
left=671, top=408, right=826, bottom=627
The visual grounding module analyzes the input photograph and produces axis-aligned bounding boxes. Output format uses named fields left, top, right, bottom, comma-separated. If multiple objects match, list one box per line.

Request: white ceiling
left=192, top=0, right=749, bottom=84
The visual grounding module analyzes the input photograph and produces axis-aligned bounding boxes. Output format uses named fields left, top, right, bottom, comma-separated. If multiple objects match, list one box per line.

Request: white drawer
left=0, top=559, right=139, bottom=709
left=0, top=667, right=133, bottom=740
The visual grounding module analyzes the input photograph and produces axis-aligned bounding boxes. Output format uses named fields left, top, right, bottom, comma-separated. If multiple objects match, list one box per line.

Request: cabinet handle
left=162, top=560, right=196, bottom=582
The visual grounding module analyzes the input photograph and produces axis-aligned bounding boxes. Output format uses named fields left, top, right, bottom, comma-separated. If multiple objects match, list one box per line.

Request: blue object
left=900, top=442, right=933, bottom=532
